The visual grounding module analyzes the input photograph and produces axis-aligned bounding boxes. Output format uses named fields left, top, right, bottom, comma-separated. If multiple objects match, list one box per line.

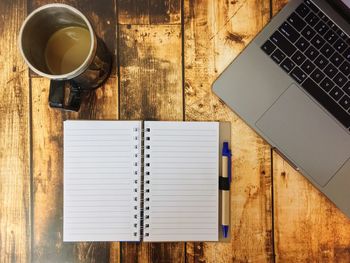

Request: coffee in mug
left=19, top=4, right=112, bottom=111
left=45, top=26, right=91, bottom=75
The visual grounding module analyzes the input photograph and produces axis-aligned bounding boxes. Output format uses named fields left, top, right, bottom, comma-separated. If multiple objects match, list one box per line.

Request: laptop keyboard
left=261, top=0, right=350, bottom=131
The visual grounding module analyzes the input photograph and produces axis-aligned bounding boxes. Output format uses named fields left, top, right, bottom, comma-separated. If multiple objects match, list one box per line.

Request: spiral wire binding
left=132, top=126, right=141, bottom=238
left=131, top=126, right=151, bottom=240
left=143, top=127, right=151, bottom=238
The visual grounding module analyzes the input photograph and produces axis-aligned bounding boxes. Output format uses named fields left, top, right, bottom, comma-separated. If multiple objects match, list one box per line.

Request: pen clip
left=222, top=142, right=232, bottom=182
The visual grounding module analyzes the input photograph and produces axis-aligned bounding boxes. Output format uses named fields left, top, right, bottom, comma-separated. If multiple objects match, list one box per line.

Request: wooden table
left=1, top=0, right=350, bottom=262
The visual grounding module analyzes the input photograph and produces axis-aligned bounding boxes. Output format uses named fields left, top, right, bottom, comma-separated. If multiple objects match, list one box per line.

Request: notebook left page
left=63, top=120, right=142, bottom=241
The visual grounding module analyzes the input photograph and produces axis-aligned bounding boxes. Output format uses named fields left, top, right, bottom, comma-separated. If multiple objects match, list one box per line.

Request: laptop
left=213, top=0, right=350, bottom=217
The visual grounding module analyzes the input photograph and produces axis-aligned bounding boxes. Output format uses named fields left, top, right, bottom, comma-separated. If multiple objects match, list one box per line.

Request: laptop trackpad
left=256, top=84, right=350, bottom=186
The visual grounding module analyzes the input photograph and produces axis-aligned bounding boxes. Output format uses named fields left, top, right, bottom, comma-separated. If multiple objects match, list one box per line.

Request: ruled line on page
left=144, top=121, right=219, bottom=242
left=63, top=120, right=142, bottom=242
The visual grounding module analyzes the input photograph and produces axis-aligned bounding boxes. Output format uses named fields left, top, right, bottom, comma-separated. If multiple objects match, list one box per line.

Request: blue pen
left=220, top=142, right=231, bottom=238
left=223, top=142, right=232, bottom=182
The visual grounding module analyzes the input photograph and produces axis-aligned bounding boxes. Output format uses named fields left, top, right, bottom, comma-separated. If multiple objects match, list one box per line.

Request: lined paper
left=143, top=121, right=219, bottom=241
left=63, top=121, right=141, bottom=242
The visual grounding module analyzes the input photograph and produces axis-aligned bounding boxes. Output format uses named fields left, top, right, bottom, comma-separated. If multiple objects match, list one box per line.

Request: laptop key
left=310, top=68, right=325, bottom=83
left=320, top=77, right=335, bottom=92
left=339, top=95, right=350, bottom=110
left=339, top=61, right=350, bottom=76
left=311, top=34, right=325, bottom=49
left=320, top=43, right=335, bottom=58
left=336, top=28, right=343, bottom=36
left=343, top=47, right=350, bottom=62
left=338, top=31, right=348, bottom=40
left=314, top=54, right=328, bottom=70
left=301, top=59, right=316, bottom=74
left=324, top=30, right=339, bottom=44
left=296, top=3, right=310, bottom=18
left=305, top=11, right=319, bottom=27
left=328, top=21, right=340, bottom=33
left=314, top=21, right=328, bottom=35
left=324, top=63, right=337, bottom=78
left=301, top=78, right=350, bottom=129
left=270, top=31, right=296, bottom=57
left=287, top=12, right=306, bottom=31
left=333, top=72, right=347, bottom=87
left=281, top=58, right=295, bottom=73
left=279, top=22, right=300, bottom=43
left=333, top=38, right=347, bottom=53
left=271, top=49, right=285, bottom=64
left=343, top=82, right=350, bottom=96
left=305, top=45, right=319, bottom=61
left=295, top=36, right=310, bottom=52
left=317, top=12, right=329, bottom=23
left=292, top=51, right=306, bottom=65
left=290, top=67, right=307, bottom=83
left=261, top=40, right=276, bottom=55
left=330, top=87, right=344, bottom=101
left=330, top=52, right=344, bottom=67
left=305, top=0, right=319, bottom=13
left=301, top=25, right=316, bottom=40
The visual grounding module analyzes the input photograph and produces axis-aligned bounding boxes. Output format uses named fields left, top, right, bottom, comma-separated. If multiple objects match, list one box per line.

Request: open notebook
left=63, top=121, right=229, bottom=242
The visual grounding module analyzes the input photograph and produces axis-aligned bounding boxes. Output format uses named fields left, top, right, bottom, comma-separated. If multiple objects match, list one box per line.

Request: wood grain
left=118, top=22, right=184, bottom=263
left=118, top=0, right=181, bottom=25
left=29, top=0, right=118, bottom=262
left=273, top=153, right=350, bottom=262
left=272, top=0, right=288, bottom=17
left=0, top=1, right=30, bottom=262
left=272, top=1, right=350, bottom=262
left=184, top=0, right=273, bottom=262
left=31, top=77, right=118, bottom=263
left=119, top=25, right=183, bottom=121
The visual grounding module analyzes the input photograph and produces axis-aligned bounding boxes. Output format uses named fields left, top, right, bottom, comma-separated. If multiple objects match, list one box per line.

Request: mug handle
left=49, top=80, right=82, bottom=111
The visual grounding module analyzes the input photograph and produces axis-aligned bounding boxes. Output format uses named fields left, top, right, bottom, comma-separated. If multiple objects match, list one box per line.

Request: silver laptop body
left=213, top=0, right=350, bottom=217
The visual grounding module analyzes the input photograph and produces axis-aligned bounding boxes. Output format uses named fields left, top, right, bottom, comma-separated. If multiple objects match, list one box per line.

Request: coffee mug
left=19, top=4, right=112, bottom=111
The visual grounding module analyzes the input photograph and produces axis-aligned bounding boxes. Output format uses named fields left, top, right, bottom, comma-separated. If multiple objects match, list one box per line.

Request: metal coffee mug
left=19, top=4, right=112, bottom=111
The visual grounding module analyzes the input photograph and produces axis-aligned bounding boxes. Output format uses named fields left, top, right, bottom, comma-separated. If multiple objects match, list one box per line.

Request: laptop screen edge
left=327, top=0, right=350, bottom=22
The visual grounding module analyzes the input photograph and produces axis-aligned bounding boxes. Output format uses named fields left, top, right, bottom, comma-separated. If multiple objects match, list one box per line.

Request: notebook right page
left=143, top=121, right=219, bottom=241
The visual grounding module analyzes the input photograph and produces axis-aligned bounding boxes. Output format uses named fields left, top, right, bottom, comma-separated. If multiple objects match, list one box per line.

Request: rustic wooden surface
left=0, top=1, right=30, bottom=262
left=1, top=0, right=350, bottom=262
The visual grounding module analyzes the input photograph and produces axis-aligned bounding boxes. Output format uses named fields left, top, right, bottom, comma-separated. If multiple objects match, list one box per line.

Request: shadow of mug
left=19, top=4, right=112, bottom=111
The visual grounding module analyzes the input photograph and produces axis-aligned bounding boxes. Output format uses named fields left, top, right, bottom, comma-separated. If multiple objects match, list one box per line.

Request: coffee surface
left=45, top=26, right=91, bottom=75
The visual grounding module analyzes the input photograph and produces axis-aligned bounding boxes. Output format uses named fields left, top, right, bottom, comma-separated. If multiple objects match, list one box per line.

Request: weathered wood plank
left=272, top=0, right=288, bottom=17
left=0, top=1, right=30, bottom=262
left=184, top=0, right=273, bottom=262
left=31, top=77, right=118, bottom=263
left=118, top=0, right=150, bottom=25
left=118, top=24, right=184, bottom=262
left=109, top=243, right=121, bottom=263
left=149, top=0, right=181, bottom=24
left=273, top=153, right=350, bottom=262
left=118, top=0, right=181, bottom=25
left=119, top=25, right=183, bottom=121
left=272, top=2, right=350, bottom=262
left=29, top=1, right=118, bottom=261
